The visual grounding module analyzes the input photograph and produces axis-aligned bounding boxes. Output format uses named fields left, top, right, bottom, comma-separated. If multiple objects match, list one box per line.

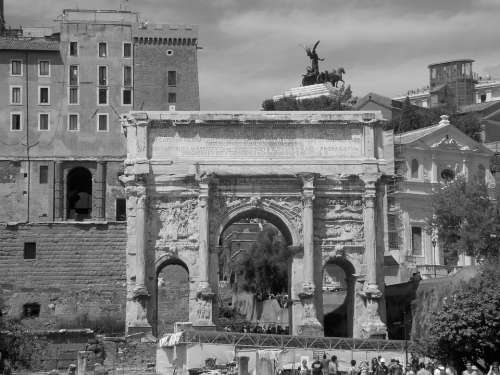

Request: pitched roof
left=0, top=38, right=60, bottom=51
left=394, top=122, right=448, bottom=144
left=353, top=92, right=403, bottom=111
left=459, top=100, right=500, bottom=114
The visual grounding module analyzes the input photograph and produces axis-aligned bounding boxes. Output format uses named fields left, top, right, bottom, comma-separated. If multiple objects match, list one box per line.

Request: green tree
left=398, top=96, right=423, bottom=132
left=234, top=225, right=291, bottom=294
left=429, top=176, right=499, bottom=264
left=416, top=259, right=500, bottom=367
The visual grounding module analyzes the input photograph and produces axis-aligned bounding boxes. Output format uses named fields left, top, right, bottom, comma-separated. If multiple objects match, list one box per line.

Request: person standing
left=378, top=359, right=388, bottom=375
left=487, top=362, right=499, bottom=375
left=463, top=362, right=474, bottom=375
left=312, top=356, right=324, bottom=375
left=417, top=363, right=432, bottom=375
left=322, top=354, right=330, bottom=375
left=301, top=359, right=311, bottom=375
left=328, top=356, right=338, bottom=375
left=348, top=360, right=359, bottom=375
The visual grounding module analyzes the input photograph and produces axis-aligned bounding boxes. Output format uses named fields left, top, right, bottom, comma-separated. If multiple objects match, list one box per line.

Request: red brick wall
left=0, top=222, right=126, bottom=332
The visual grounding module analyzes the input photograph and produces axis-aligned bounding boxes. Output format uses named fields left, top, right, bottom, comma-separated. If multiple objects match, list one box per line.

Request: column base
left=127, top=321, right=153, bottom=336
left=360, top=319, right=387, bottom=339
left=298, top=321, right=324, bottom=337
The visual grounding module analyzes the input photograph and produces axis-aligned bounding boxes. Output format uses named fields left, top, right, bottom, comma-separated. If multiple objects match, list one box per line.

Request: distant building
left=393, top=59, right=500, bottom=109
left=0, top=6, right=199, bottom=330
left=386, top=115, right=495, bottom=284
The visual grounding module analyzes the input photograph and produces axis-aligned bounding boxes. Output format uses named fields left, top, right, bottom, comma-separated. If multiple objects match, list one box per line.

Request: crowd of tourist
left=290, top=356, right=500, bottom=375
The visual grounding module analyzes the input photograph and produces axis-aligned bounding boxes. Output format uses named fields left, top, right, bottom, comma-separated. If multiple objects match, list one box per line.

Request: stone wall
left=0, top=222, right=126, bottom=331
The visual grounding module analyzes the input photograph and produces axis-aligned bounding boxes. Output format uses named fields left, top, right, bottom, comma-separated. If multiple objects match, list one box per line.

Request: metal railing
left=179, top=330, right=416, bottom=352
left=416, top=264, right=462, bottom=279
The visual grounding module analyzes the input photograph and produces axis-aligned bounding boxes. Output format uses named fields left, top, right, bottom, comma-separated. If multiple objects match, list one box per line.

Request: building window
left=431, top=95, right=438, bottom=106
left=98, top=42, right=107, bottom=57
left=122, top=89, right=132, bottom=105
left=441, top=168, right=455, bottom=181
left=68, top=114, right=79, bottom=131
left=411, top=159, right=419, bottom=179
left=39, top=60, right=50, bottom=77
left=11, top=60, right=22, bottom=76
left=67, top=167, right=92, bottom=220
left=23, top=303, right=40, bottom=318
left=98, top=88, right=108, bottom=105
left=167, top=70, right=177, bottom=86
left=69, top=41, right=78, bottom=56
left=11, top=113, right=22, bottom=131
left=38, top=113, right=49, bottom=131
left=39, top=165, right=48, bottom=184
left=97, top=113, right=108, bottom=132
left=123, top=42, right=132, bottom=58
left=69, top=87, right=79, bottom=105
left=411, top=227, right=423, bottom=256
left=116, top=198, right=126, bottom=221
left=98, top=66, right=107, bottom=86
left=69, top=65, right=79, bottom=85
left=123, top=66, right=132, bottom=86
left=480, top=94, right=487, bottom=103
left=168, top=92, right=176, bottom=104
left=24, top=242, right=36, bottom=259
left=477, top=164, right=486, bottom=183
left=39, top=86, right=50, bottom=105
left=10, top=86, right=22, bottom=104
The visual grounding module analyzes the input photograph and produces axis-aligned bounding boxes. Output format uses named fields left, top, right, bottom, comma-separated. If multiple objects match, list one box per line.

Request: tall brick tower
left=428, top=59, right=476, bottom=110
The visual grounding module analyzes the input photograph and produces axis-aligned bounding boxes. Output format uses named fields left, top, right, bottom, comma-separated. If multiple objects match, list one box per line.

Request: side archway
left=155, top=256, right=190, bottom=337
left=322, top=256, right=356, bottom=337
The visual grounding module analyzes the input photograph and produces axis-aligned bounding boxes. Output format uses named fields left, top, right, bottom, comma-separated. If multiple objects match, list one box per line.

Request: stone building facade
left=386, top=115, right=495, bottom=282
left=121, top=110, right=394, bottom=339
left=0, top=8, right=199, bottom=329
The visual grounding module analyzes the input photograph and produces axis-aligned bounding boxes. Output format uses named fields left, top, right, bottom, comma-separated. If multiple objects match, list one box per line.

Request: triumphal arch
left=121, top=111, right=393, bottom=339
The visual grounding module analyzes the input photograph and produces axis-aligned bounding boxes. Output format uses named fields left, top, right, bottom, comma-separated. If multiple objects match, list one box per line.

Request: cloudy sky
left=4, top=0, right=500, bottom=109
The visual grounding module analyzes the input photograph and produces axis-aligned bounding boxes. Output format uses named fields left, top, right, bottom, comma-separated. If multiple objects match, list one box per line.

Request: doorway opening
left=67, top=167, right=92, bottom=220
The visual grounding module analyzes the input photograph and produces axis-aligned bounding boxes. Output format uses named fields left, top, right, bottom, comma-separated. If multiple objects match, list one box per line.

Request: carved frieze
left=154, top=198, right=199, bottom=244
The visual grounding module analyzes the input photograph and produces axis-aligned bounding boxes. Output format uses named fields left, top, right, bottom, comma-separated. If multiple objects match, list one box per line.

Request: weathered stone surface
left=122, top=111, right=391, bottom=338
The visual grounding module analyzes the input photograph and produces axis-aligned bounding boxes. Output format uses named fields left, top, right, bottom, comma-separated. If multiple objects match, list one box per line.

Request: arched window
left=67, top=167, right=92, bottom=220
left=411, top=159, right=419, bottom=179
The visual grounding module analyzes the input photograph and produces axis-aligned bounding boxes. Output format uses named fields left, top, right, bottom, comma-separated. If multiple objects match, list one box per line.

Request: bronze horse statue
left=302, top=67, right=346, bottom=87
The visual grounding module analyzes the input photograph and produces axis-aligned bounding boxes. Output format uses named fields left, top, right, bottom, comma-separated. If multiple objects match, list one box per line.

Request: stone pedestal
left=273, top=83, right=340, bottom=101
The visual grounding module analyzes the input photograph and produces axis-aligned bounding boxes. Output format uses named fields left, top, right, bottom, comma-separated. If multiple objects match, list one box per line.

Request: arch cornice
left=155, top=253, right=190, bottom=275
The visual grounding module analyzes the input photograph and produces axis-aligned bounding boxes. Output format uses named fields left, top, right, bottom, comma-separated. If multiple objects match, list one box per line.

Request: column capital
left=298, top=173, right=316, bottom=188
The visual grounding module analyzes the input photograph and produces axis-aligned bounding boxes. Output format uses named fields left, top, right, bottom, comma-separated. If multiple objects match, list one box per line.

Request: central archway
left=216, top=206, right=297, bottom=334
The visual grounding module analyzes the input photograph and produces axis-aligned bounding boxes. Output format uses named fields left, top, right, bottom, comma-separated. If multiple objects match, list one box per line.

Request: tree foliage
left=0, top=318, right=46, bottom=369
left=416, top=260, right=500, bottom=366
left=389, top=98, right=482, bottom=141
left=429, top=176, right=499, bottom=264
left=262, top=85, right=355, bottom=111
left=233, top=225, right=291, bottom=294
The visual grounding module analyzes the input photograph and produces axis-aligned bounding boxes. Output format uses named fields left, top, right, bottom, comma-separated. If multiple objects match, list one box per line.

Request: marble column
left=359, top=179, right=387, bottom=339
left=129, top=179, right=152, bottom=334
left=297, top=174, right=322, bottom=336
left=194, top=175, right=215, bottom=328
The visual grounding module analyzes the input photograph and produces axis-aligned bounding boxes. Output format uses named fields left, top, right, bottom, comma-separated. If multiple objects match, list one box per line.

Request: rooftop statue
left=302, top=40, right=345, bottom=87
